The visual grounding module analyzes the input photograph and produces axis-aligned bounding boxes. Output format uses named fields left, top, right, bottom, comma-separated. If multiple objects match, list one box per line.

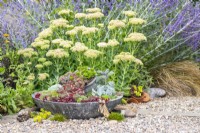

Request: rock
left=108, top=120, right=118, bottom=124
left=124, top=109, right=136, bottom=117
left=148, top=88, right=166, bottom=99
left=114, top=105, right=137, bottom=117
left=17, top=107, right=39, bottom=122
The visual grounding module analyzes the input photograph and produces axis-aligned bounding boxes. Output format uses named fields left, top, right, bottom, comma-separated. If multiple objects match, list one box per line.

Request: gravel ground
left=1, top=97, right=200, bottom=133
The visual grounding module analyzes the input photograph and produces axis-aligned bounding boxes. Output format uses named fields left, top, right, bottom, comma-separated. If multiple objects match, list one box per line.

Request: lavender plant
left=0, top=0, right=65, bottom=48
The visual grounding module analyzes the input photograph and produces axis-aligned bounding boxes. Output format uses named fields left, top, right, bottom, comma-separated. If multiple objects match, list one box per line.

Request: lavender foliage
left=0, top=0, right=64, bottom=48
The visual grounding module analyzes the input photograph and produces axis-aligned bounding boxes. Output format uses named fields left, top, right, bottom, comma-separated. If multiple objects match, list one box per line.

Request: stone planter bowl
left=32, top=94, right=123, bottom=119
left=84, top=77, right=97, bottom=93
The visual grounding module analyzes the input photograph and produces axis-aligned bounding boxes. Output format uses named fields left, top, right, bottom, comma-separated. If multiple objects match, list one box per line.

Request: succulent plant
left=130, top=85, right=143, bottom=97
left=58, top=72, right=85, bottom=95
left=92, top=82, right=116, bottom=97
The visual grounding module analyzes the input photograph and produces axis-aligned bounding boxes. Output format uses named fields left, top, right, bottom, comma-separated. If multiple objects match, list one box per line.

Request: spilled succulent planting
left=17, top=7, right=151, bottom=97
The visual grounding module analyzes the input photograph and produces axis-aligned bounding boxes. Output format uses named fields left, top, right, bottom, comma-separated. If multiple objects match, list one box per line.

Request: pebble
left=148, top=88, right=166, bottom=99
left=1, top=97, right=200, bottom=133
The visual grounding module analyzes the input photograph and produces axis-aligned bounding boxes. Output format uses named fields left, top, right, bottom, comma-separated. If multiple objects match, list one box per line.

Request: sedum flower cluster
left=84, top=49, right=103, bottom=59
left=38, top=73, right=49, bottom=81
left=17, top=48, right=37, bottom=57
left=46, top=49, right=69, bottom=58
left=113, top=52, right=143, bottom=65
left=108, top=20, right=126, bottom=30
left=38, top=28, right=53, bottom=39
left=52, top=39, right=73, bottom=48
left=70, top=42, right=88, bottom=52
left=58, top=9, right=72, bottom=16
left=122, top=11, right=136, bottom=17
left=31, top=40, right=50, bottom=49
left=124, top=32, right=147, bottom=42
left=50, top=18, right=69, bottom=28
left=129, top=18, right=146, bottom=25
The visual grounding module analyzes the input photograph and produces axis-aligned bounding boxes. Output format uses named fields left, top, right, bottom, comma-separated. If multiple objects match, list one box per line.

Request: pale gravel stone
left=1, top=97, right=200, bottom=133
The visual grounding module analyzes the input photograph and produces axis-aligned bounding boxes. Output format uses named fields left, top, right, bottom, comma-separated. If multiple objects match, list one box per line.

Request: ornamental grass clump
left=17, top=6, right=151, bottom=92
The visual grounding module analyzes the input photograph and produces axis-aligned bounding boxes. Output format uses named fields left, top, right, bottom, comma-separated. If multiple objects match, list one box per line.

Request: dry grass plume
left=152, top=60, right=200, bottom=96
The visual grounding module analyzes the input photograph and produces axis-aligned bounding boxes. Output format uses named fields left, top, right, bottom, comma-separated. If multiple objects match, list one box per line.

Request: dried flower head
left=107, top=39, right=119, bottom=47
left=50, top=18, right=69, bottom=28
left=124, top=32, right=147, bottom=42
left=38, top=28, right=53, bottom=38
left=75, top=13, right=86, bottom=19
left=108, top=20, right=126, bottom=30
left=86, top=12, right=104, bottom=19
left=38, top=73, right=49, bottom=81
left=84, top=49, right=103, bottom=58
left=97, top=42, right=108, bottom=48
left=122, top=11, right=136, bottom=17
left=46, top=49, right=69, bottom=58
left=113, top=52, right=135, bottom=64
left=70, top=42, right=88, bottom=52
left=58, top=9, right=72, bottom=16
left=86, top=8, right=101, bottom=13
left=129, top=18, right=146, bottom=25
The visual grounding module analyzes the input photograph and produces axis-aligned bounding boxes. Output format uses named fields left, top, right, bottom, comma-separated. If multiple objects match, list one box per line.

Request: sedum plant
left=18, top=7, right=152, bottom=92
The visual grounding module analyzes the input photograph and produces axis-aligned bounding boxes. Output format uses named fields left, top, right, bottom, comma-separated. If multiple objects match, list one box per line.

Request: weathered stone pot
left=32, top=94, right=123, bottom=119
left=84, top=77, right=97, bottom=93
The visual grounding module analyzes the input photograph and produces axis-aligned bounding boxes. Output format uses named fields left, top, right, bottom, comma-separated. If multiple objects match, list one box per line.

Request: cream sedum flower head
left=75, top=13, right=86, bottom=19
left=38, top=73, right=49, bottom=81
left=97, top=42, right=108, bottom=48
left=70, top=42, right=88, bottom=52
left=133, top=58, right=143, bottom=65
left=27, top=73, right=35, bottom=81
left=31, top=40, right=50, bottom=48
left=82, top=27, right=99, bottom=35
left=60, top=40, right=73, bottom=48
left=122, top=11, right=136, bottom=17
left=17, top=48, right=37, bottom=57
left=50, top=18, right=69, bottom=28
left=129, top=18, right=147, bottom=25
left=41, top=45, right=50, bottom=50
left=124, top=32, right=147, bottom=42
left=52, top=39, right=64, bottom=45
left=86, top=8, right=101, bottom=13
left=66, top=29, right=78, bottom=36
left=113, top=52, right=135, bottom=64
left=58, top=9, right=72, bottom=16
left=97, top=23, right=104, bottom=28
left=107, top=39, right=119, bottom=47
left=108, top=20, right=126, bottom=30
left=35, top=64, right=44, bottom=69
left=86, top=12, right=104, bottom=19
left=74, top=26, right=87, bottom=32
left=46, top=49, right=69, bottom=58
left=38, top=58, right=46, bottom=63
left=38, top=28, right=53, bottom=38
left=84, top=49, right=103, bottom=58
left=43, top=61, right=53, bottom=66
